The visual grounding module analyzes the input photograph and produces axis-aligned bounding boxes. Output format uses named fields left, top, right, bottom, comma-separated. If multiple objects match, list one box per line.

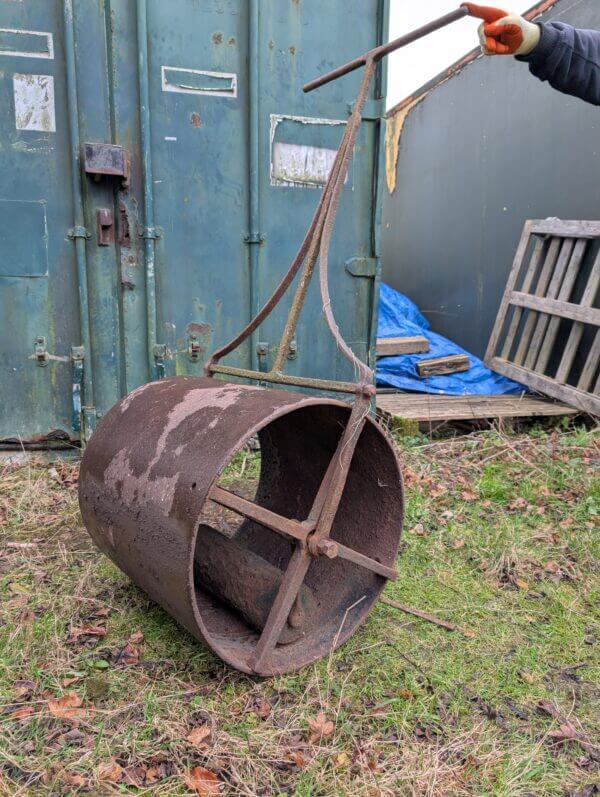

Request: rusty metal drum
left=79, top=376, right=403, bottom=675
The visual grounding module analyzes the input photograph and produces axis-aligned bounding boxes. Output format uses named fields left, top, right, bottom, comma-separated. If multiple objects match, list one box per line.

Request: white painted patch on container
left=161, top=66, right=237, bottom=98
left=269, top=114, right=349, bottom=188
left=164, top=136, right=177, bottom=141
left=0, top=28, right=53, bottom=59
left=13, top=73, right=55, bottom=132
left=272, top=142, right=342, bottom=188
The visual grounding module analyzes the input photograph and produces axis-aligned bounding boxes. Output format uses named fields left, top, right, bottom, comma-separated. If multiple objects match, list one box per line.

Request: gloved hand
left=462, top=4, right=541, bottom=56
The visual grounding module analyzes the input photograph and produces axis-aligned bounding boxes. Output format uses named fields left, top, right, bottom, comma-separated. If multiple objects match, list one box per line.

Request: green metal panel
left=0, top=0, right=388, bottom=444
left=0, top=0, right=78, bottom=441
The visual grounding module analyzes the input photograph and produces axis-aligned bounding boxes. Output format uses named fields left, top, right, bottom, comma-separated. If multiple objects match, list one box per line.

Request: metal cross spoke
left=208, top=485, right=312, bottom=544
left=252, top=545, right=312, bottom=673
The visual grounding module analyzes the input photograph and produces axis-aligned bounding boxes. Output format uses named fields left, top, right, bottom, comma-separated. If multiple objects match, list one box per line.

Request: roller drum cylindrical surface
left=78, top=376, right=403, bottom=675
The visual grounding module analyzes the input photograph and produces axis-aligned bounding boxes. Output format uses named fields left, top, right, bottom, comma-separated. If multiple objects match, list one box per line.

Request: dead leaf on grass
left=13, top=679, right=35, bottom=700
left=63, top=771, right=87, bottom=788
left=307, top=712, right=334, bottom=744
left=10, top=705, right=35, bottom=721
left=519, top=670, right=536, bottom=685
left=187, top=725, right=211, bottom=747
left=460, top=489, right=478, bottom=501
left=68, top=625, right=106, bottom=644
left=288, top=751, right=309, bottom=768
left=47, top=692, right=87, bottom=723
left=97, top=759, right=123, bottom=783
left=185, top=766, right=220, bottom=795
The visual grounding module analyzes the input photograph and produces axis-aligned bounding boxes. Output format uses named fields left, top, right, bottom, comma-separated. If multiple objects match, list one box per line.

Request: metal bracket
left=244, top=232, right=266, bottom=245
left=188, top=334, right=201, bottom=361
left=67, top=226, right=90, bottom=240
left=140, top=226, right=163, bottom=240
left=33, top=336, right=49, bottom=366
left=153, top=343, right=167, bottom=379
left=345, top=256, right=377, bottom=277
left=71, top=346, right=84, bottom=432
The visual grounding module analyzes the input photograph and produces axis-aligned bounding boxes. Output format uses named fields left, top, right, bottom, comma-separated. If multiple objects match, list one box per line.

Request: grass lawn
left=0, top=424, right=598, bottom=796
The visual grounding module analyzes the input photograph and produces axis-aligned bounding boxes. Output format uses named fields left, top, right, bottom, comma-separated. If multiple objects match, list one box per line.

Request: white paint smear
left=13, top=73, right=55, bottom=132
left=271, top=142, right=342, bottom=188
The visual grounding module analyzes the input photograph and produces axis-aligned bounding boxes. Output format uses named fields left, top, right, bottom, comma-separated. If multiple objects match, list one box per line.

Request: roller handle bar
left=303, top=6, right=470, bottom=93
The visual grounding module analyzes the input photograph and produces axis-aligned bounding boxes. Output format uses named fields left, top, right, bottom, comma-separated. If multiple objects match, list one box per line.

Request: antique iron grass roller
left=79, top=8, right=468, bottom=675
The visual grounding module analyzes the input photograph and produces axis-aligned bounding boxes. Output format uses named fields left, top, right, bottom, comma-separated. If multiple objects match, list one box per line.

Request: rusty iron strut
left=79, top=8, right=468, bottom=676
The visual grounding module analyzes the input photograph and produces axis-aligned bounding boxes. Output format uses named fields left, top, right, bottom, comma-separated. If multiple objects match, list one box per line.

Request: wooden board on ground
left=485, top=219, right=600, bottom=416
left=416, top=354, right=470, bottom=377
left=376, top=336, right=429, bottom=357
left=376, top=393, right=577, bottom=424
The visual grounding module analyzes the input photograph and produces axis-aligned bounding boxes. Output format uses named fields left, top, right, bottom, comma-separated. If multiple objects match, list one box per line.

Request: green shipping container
left=0, top=0, right=388, bottom=445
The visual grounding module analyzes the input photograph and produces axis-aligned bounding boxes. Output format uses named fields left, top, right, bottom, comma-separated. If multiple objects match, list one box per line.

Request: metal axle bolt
left=316, top=539, right=339, bottom=559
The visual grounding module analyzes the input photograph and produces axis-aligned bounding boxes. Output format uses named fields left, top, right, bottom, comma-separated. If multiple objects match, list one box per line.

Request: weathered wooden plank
left=376, top=336, right=429, bottom=357
left=513, top=237, right=564, bottom=365
left=510, top=292, right=600, bottom=326
left=577, top=329, right=600, bottom=392
left=500, top=237, right=546, bottom=360
left=530, top=219, right=600, bottom=238
left=490, top=357, right=600, bottom=416
left=556, top=249, right=600, bottom=384
left=416, top=354, right=470, bottom=377
left=534, top=238, right=588, bottom=374
left=522, top=238, right=577, bottom=369
left=485, top=220, right=534, bottom=362
left=375, top=393, right=576, bottom=422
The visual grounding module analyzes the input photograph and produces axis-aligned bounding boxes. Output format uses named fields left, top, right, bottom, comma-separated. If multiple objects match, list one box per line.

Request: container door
left=107, top=0, right=251, bottom=385
left=254, top=0, right=386, bottom=385
left=0, top=1, right=82, bottom=443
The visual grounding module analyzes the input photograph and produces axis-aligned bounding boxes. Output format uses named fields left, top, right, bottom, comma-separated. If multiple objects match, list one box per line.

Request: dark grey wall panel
left=382, top=0, right=600, bottom=358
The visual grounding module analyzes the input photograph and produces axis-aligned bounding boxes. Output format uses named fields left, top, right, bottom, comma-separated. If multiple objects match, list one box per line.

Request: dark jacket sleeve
left=516, top=22, right=600, bottom=106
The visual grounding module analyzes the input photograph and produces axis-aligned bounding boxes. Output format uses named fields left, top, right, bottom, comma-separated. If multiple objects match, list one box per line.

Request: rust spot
left=289, top=46, right=296, bottom=56
left=190, top=112, right=202, bottom=128
left=212, top=32, right=223, bottom=44
left=268, top=40, right=275, bottom=50
left=228, top=37, right=236, bottom=45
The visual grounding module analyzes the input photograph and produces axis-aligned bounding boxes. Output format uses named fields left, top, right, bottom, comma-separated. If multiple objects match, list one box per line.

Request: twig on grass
left=381, top=596, right=456, bottom=632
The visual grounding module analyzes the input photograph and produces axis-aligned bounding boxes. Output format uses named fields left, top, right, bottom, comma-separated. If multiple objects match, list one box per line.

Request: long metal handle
left=303, top=6, right=469, bottom=93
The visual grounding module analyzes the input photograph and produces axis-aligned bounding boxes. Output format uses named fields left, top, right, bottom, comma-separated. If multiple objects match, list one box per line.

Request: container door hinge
left=153, top=344, right=167, bottom=379
left=67, top=226, right=90, bottom=240
left=345, top=256, right=377, bottom=278
left=71, top=346, right=96, bottom=441
left=244, top=232, right=265, bottom=245
left=140, top=226, right=163, bottom=240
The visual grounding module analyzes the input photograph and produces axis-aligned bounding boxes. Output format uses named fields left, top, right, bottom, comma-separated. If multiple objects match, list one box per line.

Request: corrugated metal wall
left=0, top=0, right=388, bottom=444
left=382, top=0, right=600, bottom=358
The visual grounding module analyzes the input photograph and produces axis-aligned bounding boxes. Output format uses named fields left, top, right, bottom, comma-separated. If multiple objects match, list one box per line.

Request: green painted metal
left=0, top=0, right=388, bottom=444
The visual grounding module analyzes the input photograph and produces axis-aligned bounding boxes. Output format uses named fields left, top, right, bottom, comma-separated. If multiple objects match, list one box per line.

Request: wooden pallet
left=485, top=219, right=600, bottom=416
left=376, top=393, right=577, bottom=424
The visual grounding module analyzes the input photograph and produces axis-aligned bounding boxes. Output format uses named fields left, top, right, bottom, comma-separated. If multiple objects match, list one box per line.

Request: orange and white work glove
left=462, top=4, right=541, bottom=56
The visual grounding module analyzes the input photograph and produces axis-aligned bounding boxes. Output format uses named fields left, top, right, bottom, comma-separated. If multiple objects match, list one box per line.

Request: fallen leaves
left=186, top=766, right=220, bottom=795
left=67, top=625, right=107, bottom=645
left=10, top=704, right=35, bottom=721
left=47, top=692, right=89, bottom=724
left=97, top=759, right=122, bottom=782
left=307, top=712, right=334, bottom=745
left=186, top=724, right=211, bottom=747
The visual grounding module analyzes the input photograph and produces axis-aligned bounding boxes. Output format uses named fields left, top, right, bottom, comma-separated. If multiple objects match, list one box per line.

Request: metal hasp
left=79, top=9, right=468, bottom=675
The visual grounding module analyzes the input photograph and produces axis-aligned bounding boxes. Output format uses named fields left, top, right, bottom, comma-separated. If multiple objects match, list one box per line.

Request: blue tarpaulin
left=376, top=284, right=525, bottom=396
